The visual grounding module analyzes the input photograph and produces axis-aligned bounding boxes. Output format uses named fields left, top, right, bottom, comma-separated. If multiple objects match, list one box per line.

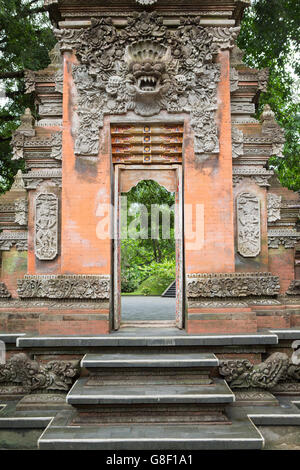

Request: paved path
left=121, top=296, right=176, bottom=322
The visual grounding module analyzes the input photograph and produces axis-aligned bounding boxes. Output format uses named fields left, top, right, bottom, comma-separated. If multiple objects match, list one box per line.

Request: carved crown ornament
left=54, top=13, right=239, bottom=158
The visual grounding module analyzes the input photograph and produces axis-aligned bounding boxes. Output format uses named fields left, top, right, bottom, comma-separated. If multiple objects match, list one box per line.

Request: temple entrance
left=113, top=165, right=183, bottom=329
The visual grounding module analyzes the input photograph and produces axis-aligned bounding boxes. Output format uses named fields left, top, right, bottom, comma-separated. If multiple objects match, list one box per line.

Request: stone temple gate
left=1, top=0, right=299, bottom=335
left=1, top=0, right=300, bottom=452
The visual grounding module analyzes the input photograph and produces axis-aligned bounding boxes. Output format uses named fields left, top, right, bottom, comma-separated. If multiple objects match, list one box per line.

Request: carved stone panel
left=18, top=274, right=110, bottom=300
left=34, top=193, right=58, bottom=261
left=54, top=14, right=232, bottom=159
left=186, top=272, right=280, bottom=298
left=237, top=192, right=261, bottom=257
left=267, top=193, right=281, bottom=223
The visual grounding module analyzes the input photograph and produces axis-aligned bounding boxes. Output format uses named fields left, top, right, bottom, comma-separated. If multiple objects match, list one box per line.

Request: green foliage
left=0, top=0, right=56, bottom=192
left=238, top=0, right=300, bottom=190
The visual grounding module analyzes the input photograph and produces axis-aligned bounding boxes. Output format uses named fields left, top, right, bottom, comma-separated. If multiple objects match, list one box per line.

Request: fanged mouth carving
left=138, top=75, right=159, bottom=91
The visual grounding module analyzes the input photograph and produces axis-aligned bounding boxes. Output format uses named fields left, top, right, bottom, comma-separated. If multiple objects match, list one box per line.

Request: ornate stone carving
left=219, top=353, right=289, bottom=389
left=286, top=280, right=300, bottom=296
left=0, top=231, right=28, bottom=251
left=35, top=193, right=58, bottom=261
left=267, top=193, right=281, bottom=223
left=24, top=70, right=36, bottom=94
left=186, top=273, right=280, bottom=298
left=0, top=283, right=11, bottom=298
left=257, top=68, right=269, bottom=92
left=50, top=132, right=62, bottom=160
left=18, top=274, right=110, bottom=299
left=268, top=229, right=300, bottom=249
left=0, top=353, right=79, bottom=393
left=232, top=126, right=243, bottom=158
left=233, top=167, right=274, bottom=187
left=230, top=67, right=239, bottom=92
left=14, top=199, right=28, bottom=226
left=261, top=104, right=285, bottom=158
left=237, top=192, right=261, bottom=257
left=22, top=169, right=62, bottom=189
left=56, top=14, right=221, bottom=158
left=208, top=27, right=240, bottom=50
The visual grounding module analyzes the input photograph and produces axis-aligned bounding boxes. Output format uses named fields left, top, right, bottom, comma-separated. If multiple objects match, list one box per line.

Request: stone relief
left=236, top=192, right=261, bottom=257
left=0, top=353, right=79, bottom=394
left=231, top=126, right=243, bottom=158
left=219, top=352, right=300, bottom=390
left=261, top=104, right=285, bottom=158
left=135, top=0, right=157, bottom=4
left=232, top=167, right=274, bottom=188
left=53, top=14, right=241, bottom=158
left=14, top=199, right=28, bottom=226
left=0, top=283, right=11, bottom=298
left=18, top=274, right=110, bottom=299
left=23, top=169, right=62, bottom=189
left=186, top=272, right=280, bottom=298
left=267, top=193, right=282, bottom=223
left=34, top=193, right=58, bottom=260
left=286, top=280, right=300, bottom=296
left=268, top=228, right=300, bottom=249
left=0, top=231, right=28, bottom=251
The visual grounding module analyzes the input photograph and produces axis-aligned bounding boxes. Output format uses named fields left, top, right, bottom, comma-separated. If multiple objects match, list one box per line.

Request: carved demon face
left=125, top=40, right=171, bottom=114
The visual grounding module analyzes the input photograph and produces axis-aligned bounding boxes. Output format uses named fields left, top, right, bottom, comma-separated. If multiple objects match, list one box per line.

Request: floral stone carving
left=0, top=353, right=79, bottom=393
left=18, top=274, right=110, bottom=299
left=237, top=192, right=261, bottom=257
left=186, top=272, right=280, bottom=298
left=55, top=13, right=225, bottom=158
left=35, top=193, right=58, bottom=261
left=267, top=193, right=281, bottom=223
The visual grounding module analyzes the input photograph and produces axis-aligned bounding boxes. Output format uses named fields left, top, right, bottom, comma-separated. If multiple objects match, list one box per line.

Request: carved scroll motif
left=34, top=193, right=58, bottom=260
left=237, top=192, right=261, bottom=257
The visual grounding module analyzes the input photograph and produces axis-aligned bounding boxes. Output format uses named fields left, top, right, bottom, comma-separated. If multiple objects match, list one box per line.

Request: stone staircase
left=38, top=348, right=265, bottom=450
left=161, top=280, right=176, bottom=298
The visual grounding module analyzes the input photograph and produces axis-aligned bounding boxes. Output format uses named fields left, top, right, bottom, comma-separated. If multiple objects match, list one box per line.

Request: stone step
left=16, top=330, right=278, bottom=348
left=38, top=410, right=263, bottom=450
left=81, top=352, right=218, bottom=369
left=67, top=377, right=234, bottom=405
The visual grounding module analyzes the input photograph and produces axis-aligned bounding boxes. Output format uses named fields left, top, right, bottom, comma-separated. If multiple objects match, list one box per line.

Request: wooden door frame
left=113, top=164, right=184, bottom=330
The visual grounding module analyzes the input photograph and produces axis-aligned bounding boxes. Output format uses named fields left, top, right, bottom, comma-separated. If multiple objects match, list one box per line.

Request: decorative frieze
left=22, top=169, right=62, bottom=189
left=136, top=0, right=157, bottom=4
left=268, top=229, right=300, bottom=249
left=237, top=192, right=261, bottom=257
left=233, top=167, right=274, bottom=187
left=35, top=193, right=58, bottom=261
left=186, top=273, right=280, bottom=298
left=12, top=131, right=62, bottom=162
left=0, top=231, right=28, bottom=251
left=18, top=274, right=110, bottom=299
left=0, top=283, right=11, bottom=298
left=267, top=193, right=282, bottom=223
left=55, top=14, right=227, bottom=159
left=0, top=353, right=79, bottom=394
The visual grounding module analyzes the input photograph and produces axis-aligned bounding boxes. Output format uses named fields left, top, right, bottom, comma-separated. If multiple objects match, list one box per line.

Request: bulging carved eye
left=132, top=64, right=142, bottom=73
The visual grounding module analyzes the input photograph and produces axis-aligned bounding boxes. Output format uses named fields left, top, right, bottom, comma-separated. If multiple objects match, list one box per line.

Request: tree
left=238, top=0, right=300, bottom=190
left=0, top=0, right=56, bottom=193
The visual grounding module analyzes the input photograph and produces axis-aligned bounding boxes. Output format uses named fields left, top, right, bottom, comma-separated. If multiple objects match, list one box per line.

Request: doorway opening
left=113, top=165, right=183, bottom=330
left=121, top=179, right=176, bottom=324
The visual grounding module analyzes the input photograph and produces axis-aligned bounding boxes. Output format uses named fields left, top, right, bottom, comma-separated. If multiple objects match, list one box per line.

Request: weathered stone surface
left=187, top=273, right=280, bottom=298
left=236, top=192, right=261, bottom=258
left=0, top=283, right=11, bottom=298
left=0, top=353, right=79, bottom=394
left=34, top=193, right=58, bottom=261
left=219, top=352, right=289, bottom=389
left=54, top=14, right=229, bottom=158
left=267, top=193, right=281, bottom=223
left=18, top=274, right=110, bottom=299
